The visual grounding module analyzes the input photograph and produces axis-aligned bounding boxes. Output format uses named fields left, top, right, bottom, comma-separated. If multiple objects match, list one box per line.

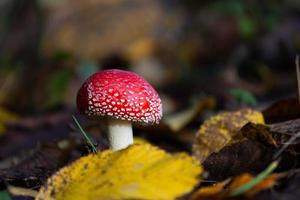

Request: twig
left=273, top=131, right=300, bottom=160
left=296, top=55, right=300, bottom=104
left=72, top=115, right=98, bottom=153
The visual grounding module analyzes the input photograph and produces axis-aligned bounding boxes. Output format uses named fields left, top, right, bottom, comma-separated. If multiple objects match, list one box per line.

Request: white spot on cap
left=107, top=111, right=114, bottom=116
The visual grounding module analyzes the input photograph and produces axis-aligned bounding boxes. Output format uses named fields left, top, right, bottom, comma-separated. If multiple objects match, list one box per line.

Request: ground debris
left=0, top=139, right=76, bottom=190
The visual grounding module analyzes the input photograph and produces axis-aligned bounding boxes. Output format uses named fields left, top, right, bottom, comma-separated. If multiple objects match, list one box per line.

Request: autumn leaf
left=262, top=98, right=300, bottom=123
left=193, top=108, right=265, bottom=162
left=240, top=118, right=300, bottom=151
left=36, top=143, right=202, bottom=200
left=164, top=96, right=216, bottom=132
left=229, top=174, right=282, bottom=198
left=190, top=162, right=283, bottom=200
left=190, top=173, right=282, bottom=200
left=189, top=179, right=230, bottom=200
left=239, top=122, right=277, bottom=146
left=7, top=185, right=37, bottom=198
left=229, top=161, right=279, bottom=197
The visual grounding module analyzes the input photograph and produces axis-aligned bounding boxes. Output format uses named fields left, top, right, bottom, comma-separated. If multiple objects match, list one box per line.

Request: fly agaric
left=77, top=69, right=162, bottom=151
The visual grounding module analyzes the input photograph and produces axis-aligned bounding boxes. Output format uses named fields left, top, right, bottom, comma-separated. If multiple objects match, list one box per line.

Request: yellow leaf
left=164, top=96, right=216, bottom=132
left=7, top=185, right=38, bottom=198
left=36, top=143, right=202, bottom=200
left=193, top=108, right=264, bottom=162
left=133, top=136, right=149, bottom=144
left=0, top=107, right=18, bottom=135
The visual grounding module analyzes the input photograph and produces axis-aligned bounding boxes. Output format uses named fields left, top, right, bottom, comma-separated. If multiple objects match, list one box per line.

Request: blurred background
left=0, top=0, right=299, bottom=116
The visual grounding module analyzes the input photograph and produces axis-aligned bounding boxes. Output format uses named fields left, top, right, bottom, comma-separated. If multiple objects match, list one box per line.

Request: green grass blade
left=72, top=115, right=98, bottom=153
left=230, top=161, right=278, bottom=196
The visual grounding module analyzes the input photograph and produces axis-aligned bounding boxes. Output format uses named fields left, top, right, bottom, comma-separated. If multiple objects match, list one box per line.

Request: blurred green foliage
left=77, top=60, right=99, bottom=82
left=229, top=88, right=257, bottom=106
left=211, top=0, right=280, bottom=38
left=0, top=191, right=11, bottom=200
left=46, top=69, right=72, bottom=107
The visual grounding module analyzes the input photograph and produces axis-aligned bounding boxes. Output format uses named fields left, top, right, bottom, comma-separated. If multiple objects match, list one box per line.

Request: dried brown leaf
left=263, top=98, right=300, bottom=123
left=193, top=109, right=264, bottom=162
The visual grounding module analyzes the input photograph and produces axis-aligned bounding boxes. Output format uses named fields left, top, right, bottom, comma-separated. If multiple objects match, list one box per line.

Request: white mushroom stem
left=108, top=119, right=133, bottom=151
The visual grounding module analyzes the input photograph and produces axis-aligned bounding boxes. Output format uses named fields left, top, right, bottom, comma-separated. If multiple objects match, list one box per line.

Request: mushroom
left=77, top=69, right=162, bottom=151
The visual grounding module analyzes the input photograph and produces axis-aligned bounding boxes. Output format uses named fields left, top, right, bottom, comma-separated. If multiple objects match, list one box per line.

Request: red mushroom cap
left=77, top=69, right=162, bottom=124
